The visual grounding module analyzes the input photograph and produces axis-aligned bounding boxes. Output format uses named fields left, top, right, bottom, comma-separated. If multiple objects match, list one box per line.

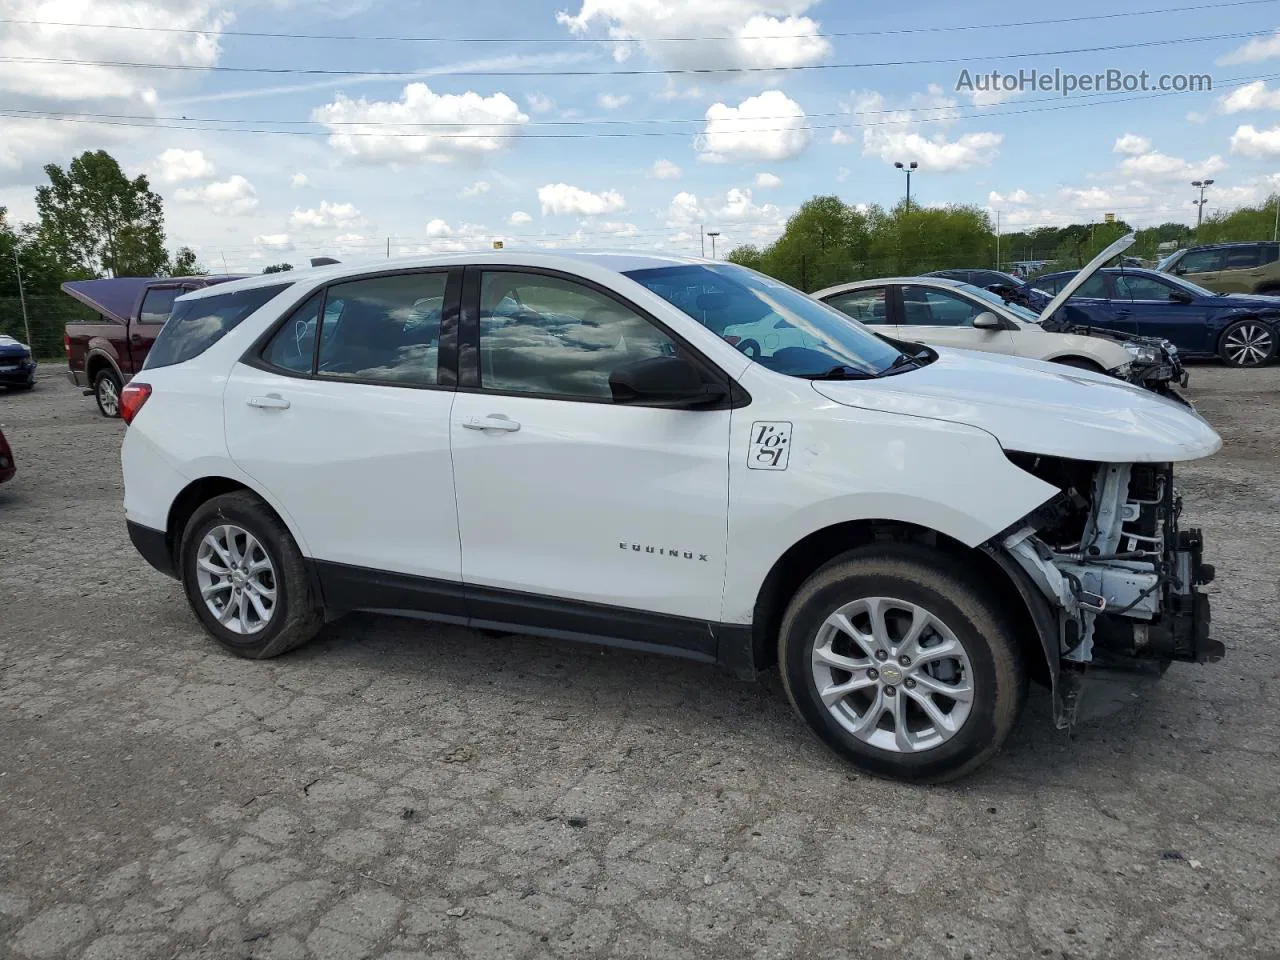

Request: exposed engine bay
left=996, top=454, right=1220, bottom=717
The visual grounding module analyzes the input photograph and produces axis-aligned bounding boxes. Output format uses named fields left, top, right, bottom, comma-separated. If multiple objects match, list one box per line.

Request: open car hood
left=811, top=347, right=1220, bottom=463
left=1037, top=232, right=1137, bottom=322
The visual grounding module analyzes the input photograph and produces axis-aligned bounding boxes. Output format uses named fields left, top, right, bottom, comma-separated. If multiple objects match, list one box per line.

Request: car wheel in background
left=1219, top=320, right=1275, bottom=368
left=778, top=544, right=1027, bottom=783
left=179, top=491, right=323, bottom=659
left=94, top=369, right=122, bottom=417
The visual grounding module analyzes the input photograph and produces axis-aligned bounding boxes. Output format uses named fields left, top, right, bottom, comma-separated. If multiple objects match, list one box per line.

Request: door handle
left=462, top=415, right=520, bottom=432
left=246, top=394, right=290, bottom=410
left=1114, top=309, right=1131, bottom=318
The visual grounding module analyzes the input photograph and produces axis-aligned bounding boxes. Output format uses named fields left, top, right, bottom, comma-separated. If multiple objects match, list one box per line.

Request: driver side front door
left=898, top=285, right=1017, bottom=356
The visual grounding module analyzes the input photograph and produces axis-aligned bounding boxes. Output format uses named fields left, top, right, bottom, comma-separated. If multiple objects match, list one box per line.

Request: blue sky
left=1, top=0, right=1278, bottom=271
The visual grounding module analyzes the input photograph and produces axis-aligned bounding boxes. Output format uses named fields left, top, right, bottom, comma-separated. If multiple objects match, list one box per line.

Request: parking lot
left=1, top=363, right=1277, bottom=960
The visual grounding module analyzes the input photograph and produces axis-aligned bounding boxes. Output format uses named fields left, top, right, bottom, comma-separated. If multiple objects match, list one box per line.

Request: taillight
left=119, top=383, right=152, bottom=425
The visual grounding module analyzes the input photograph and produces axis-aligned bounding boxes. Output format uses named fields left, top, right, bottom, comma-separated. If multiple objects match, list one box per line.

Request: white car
left=120, top=251, right=1222, bottom=782
left=812, top=235, right=1185, bottom=398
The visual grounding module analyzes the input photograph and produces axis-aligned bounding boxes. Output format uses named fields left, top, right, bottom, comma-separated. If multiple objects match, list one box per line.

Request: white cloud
left=290, top=200, right=363, bottom=229
left=755, top=172, right=782, bottom=188
left=1218, top=31, right=1280, bottom=65
left=508, top=210, right=533, bottom=226
left=1113, top=133, right=1151, bottom=156
left=556, top=1, right=831, bottom=72
left=598, top=93, right=632, bottom=110
left=649, top=159, right=682, bottom=180
left=313, top=83, right=529, bottom=165
left=715, top=187, right=781, bottom=223
left=174, top=175, right=258, bottom=215
left=150, top=148, right=216, bottom=184
left=988, top=189, right=1033, bottom=205
left=836, top=166, right=850, bottom=183
left=1118, top=151, right=1226, bottom=181
left=426, top=218, right=454, bottom=237
left=1219, top=80, right=1280, bottom=114
left=1230, top=124, right=1280, bottom=158
left=537, top=183, right=627, bottom=216
left=526, top=93, right=555, bottom=113
left=255, top=234, right=294, bottom=252
left=830, top=129, right=853, bottom=144
left=461, top=180, right=491, bottom=198
left=862, top=129, right=1003, bottom=172
left=291, top=172, right=309, bottom=188
left=697, top=90, right=811, bottom=162
left=594, top=221, right=641, bottom=237
left=663, top=191, right=707, bottom=228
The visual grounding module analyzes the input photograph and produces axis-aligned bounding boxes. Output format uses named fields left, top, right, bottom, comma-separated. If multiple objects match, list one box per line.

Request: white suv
left=121, top=252, right=1223, bottom=782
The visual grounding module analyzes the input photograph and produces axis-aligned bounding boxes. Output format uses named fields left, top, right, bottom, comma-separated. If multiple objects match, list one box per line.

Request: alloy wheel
left=810, top=596, right=974, bottom=753
left=1223, top=323, right=1273, bottom=366
left=195, top=524, right=278, bottom=635
left=97, top=378, right=119, bottom=417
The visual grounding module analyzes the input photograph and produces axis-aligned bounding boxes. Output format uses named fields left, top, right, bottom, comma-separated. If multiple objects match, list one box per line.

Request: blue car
left=0, top=334, right=37, bottom=390
left=1020, top=267, right=1280, bottom=368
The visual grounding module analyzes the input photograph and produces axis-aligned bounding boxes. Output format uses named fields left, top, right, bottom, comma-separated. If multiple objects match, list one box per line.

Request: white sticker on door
left=748, top=421, right=792, bottom=470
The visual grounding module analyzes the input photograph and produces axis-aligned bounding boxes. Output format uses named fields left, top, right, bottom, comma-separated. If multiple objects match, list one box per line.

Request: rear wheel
left=179, top=491, right=322, bottom=659
left=1219, top=319, right=1275, bottom=367
left=93, top=369, right=122, bottom=417
left=779, top=544, right=1027, bottom=783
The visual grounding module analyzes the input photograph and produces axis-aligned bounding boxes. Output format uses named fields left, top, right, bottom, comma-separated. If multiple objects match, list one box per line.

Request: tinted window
left=1033, top=275, right=1065, bottom=295
left=262, top=291, right=321, bottom=374
left=1179, top=250, right=1223, bottom=273
left=1265, top=243, right=1280, bottom=264
left=145, top=284, right=291, bottom=370
left=825, top=287, right=889, bottom=325
left=1073, top=274, right=1108, bottom=298
left=1224, top=246, right=1263, bottom=269
left=1114, top=275, right=1175, bottom=300
left=139, top=287, right=181, bottom=325
left=625, top=263, right=905, bottom=378
left=478, top=271, right=677, bottom=400
left=901, top=286, right=985, bottom=327
left=315, top=273, right=447, bottom=385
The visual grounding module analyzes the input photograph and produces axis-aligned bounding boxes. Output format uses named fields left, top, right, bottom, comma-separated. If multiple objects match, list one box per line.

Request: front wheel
left=93, top=369, right=122, bottom=418
left=1219, top=319, right=1275, bottom=368
left=779, top=544, right=1027, bottom=783
left=179, top=491, right=322, bottom=659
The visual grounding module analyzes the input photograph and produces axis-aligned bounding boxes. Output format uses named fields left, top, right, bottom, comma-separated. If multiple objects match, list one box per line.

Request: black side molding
left=127, top=521, right=178, bottom=579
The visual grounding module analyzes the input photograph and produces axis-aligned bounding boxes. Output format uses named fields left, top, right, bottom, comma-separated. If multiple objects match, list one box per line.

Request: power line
left=3, top=75, right=1267, bottom=140
left=1, top=0, right=1271, bottom=43
left=0, top=29, right=1269, bottom=77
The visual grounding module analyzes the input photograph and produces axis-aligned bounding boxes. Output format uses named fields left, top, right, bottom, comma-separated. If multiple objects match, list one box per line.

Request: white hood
left=812, top=348, right=1221, bottom=463
left=1038, top=232, right=1137, bottom=322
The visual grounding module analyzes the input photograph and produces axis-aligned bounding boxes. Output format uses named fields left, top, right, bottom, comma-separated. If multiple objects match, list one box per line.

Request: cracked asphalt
left=1, top=363, right=1277, bottom=960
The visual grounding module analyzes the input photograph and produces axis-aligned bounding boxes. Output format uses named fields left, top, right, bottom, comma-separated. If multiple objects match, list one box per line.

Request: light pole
left=706, top=230, right=720, bottom=259
left=894, top=160, right=918, bottom=211
left=12, top=246, right=32, bottom=350
left=1191, top=179, right=1214, bottom=230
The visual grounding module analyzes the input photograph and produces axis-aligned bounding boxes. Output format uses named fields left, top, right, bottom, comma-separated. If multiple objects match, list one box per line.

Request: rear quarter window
left=145, top=284, right=292, bottom=370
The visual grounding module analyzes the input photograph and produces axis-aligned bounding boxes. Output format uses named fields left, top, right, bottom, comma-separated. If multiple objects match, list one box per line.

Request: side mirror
left=972, top=311, right=1003, bottom=330
left=1169, top=289, right=1194, bottom=304
left=609, top=355, right=726, bottom=407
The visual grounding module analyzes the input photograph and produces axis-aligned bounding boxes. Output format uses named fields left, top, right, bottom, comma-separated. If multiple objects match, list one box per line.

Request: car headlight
left=1111, top=361, right=1133, bottom=378
left=1124, top=342, right=1161, bottom=364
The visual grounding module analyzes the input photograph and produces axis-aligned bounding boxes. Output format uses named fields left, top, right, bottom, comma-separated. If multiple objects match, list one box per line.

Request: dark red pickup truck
left=63, top=276, right=244, bottom=417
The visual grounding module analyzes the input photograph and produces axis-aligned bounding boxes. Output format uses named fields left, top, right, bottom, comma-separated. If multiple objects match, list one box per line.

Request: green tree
left=724, top=245, right=763, bottom=271
left=1196, top=195, right=1279, bottom=244
left=170, top=246, right=203, bottom=276
left=869, top=203, right=994, bottom=275
left=758, top=195, right=871, bottom=290
left=263, top=263, right=294, bottom=274
left=0, top=207, right=78, bottom=297
left=35, top=149, right=168, bottom=278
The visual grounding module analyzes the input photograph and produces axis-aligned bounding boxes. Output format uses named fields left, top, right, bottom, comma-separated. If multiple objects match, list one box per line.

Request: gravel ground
left=1, top=362, right=1277, bottom=960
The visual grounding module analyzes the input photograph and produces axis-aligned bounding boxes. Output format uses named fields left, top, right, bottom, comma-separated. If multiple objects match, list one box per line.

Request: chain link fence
left=0, top=296, right=95, bottom=359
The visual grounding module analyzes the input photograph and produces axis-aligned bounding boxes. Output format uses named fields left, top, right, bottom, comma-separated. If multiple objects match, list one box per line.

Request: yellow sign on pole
left=493, top=240, right=504, bottom=249
left=1103, top=212, right=1115, bottom=223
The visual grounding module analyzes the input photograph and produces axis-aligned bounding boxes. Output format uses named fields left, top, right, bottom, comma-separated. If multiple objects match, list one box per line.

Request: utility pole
left=1274, top=195, right=1278, bottom=242
left=700, top=224, right=705, bottom=259
left=995, top=210, right=1001, bottom=271
left=1191, top=179, right=1215, bottom=230
left=221, top=251, right=230, bottom=274
left=386, top=236, right=390, bottom=259
left=13, top=247, right=32, bottom=349
left=707, top=230, right=720, bottom=259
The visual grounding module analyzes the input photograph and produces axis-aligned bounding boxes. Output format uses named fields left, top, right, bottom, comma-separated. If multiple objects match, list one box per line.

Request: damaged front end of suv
left=991, top=454, right=1219, bottom=725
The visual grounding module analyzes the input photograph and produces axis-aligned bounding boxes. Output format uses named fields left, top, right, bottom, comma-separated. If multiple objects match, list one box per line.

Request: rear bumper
left=127, top=520, right=177, bottom=579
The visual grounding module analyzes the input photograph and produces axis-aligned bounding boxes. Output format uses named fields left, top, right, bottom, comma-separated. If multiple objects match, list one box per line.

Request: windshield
left=1156, top=271, right=1217, bottom=298
left=623, top=263, right=907, bottom=378
left=958, top=283, right=1044, bottom=323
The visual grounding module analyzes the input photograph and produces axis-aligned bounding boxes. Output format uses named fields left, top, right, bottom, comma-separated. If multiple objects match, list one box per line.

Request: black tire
left=179, top=491, right=322, bottom=659
left=1218, top=319, right=1275, bottom=368
left=779, top=544, right=1027, bottom=783
left=736, top=338, right=762, bottom=360
left=1051, top=356, right=1105, bottom=373
left=93, top=368, right=122, bottom=418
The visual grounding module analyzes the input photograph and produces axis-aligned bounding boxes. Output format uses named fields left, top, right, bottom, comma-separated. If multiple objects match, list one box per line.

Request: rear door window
left=145, top=284, right=292, bottom=370
left=1224, top=246, right=1263, bottom=270
left=824, top=287, right=890, bottom=325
